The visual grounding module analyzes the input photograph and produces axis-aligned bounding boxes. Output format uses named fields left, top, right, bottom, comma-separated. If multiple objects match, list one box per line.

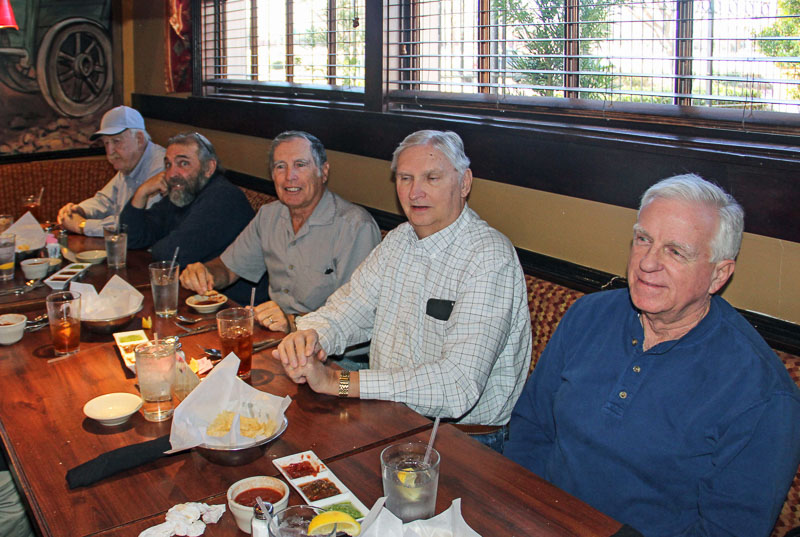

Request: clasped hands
left=272, top=329, right=339, bottom=395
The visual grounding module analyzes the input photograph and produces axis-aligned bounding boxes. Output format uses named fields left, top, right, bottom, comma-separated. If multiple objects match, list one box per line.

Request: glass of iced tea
left=45, top=291, right=81, bottom=356
left=20, top=195, right=41, bottom=221
left=216, top=307, right=254, bottom=379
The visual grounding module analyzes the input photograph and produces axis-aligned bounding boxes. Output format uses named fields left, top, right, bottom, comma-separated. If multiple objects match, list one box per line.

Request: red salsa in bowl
left=233, top=486, right=284, bottom=507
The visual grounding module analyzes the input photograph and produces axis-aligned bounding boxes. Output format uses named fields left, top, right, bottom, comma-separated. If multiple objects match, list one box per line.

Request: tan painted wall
left=129, top=10, right=800, bottom=326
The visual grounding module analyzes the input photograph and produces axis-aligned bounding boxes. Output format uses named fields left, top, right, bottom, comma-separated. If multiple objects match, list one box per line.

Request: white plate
left=76, top=250, right=107, bottom=265
left=44, top=263, right=91, bottom=289
left=83, top=392, right=142, bottom=426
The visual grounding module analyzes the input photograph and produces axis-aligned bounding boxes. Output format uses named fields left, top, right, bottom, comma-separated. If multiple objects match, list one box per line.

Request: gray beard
left=169, top=173, right=212, bottom=207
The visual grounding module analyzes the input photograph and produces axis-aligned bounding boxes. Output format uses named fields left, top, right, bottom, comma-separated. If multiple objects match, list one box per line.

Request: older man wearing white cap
left=57, top=106, right=165, bottom=236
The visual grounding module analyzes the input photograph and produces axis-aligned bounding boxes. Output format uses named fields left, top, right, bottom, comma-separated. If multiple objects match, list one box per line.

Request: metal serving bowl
left=82, top=305, right=143, bottom=334
left=195, top=416, right=288, bottom=466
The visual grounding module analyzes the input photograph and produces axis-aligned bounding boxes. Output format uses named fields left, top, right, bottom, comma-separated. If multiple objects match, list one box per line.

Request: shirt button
left=283, top=288, right=289, bottom=293
left=633, top=365, right=641, bottom=373
left=631, top=339, right=638, bottom=346
left=619, top=391, right=628, bottom=399
left=288, top=265, right=294, bottom=270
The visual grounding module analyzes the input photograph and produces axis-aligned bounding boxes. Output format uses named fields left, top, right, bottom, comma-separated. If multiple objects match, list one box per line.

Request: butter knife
left=175, top=324, right=217, bottom=338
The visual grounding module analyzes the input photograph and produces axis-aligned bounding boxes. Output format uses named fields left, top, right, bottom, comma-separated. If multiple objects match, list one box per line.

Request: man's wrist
left=337, top=370, right=350, bottom=398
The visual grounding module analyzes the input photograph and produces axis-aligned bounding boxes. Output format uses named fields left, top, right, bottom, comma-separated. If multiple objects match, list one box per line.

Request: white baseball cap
left=90, top=106, right=146, bottom=141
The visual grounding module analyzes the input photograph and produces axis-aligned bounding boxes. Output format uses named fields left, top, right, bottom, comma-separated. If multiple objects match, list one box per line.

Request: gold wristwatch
left=338, top=370, right=350, bottom=398
left=78, top=220, right=86, bottom=233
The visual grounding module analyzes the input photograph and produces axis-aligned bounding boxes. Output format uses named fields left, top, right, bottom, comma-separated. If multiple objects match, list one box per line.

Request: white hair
left=391, top=130, right=470, bottom=180
left=639, top=173, right=744, bottom=262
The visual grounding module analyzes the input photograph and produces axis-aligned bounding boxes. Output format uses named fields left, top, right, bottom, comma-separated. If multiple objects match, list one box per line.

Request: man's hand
left=253, top=301, right=291, bottom=332
left=57, top=203, right=79, bottom=225
left=281, top=354, right=340, bottom=395
left=59, top=212, right=86, bottom=234
left=273, top=329, right=327, bottom=369
left=130, top=172, right=167, bottom=208
left=180, top=262, right=215, bottom=294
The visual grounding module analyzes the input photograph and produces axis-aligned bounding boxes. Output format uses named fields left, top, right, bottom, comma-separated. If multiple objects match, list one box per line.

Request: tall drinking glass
left=135, top=339, right=176, bottom=422
left=381, top=442, right=440, bottom=523
left=103, top=223, right=128, bottom=269
left=216, top=307, right=254, bottom=379
left=149, top=261, right=179, bottom=317
left=46, top=291, right=81, bottom=356
left=20, top=195, right=41, bottom=221
left=0, top=233, right=15, bottom=281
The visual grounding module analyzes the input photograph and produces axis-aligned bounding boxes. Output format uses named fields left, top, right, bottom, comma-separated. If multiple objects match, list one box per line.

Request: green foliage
left=755, top=0, right=800, bottom=99
left=492, top=0, right=623, bottom=96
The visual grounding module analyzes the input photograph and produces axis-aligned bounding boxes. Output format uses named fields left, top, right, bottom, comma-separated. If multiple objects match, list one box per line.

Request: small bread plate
left=76, top=250, right=107, bottom=265
left=113, top=329, right=148, bottom=372
left=83, top=392, right=143, bottom=426
left=44, top=263, right=91, bottom=290
left=273, top=450, right=368, bottom=520
left=186, top=293, right=228, bottom=314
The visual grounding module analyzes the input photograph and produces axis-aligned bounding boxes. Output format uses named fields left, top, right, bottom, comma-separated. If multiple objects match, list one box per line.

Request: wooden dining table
left=0, top=234, right=625, bottom=537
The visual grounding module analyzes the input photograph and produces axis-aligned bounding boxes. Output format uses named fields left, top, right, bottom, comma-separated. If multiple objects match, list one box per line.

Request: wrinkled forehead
left=166, top=142, right=201, bottom=160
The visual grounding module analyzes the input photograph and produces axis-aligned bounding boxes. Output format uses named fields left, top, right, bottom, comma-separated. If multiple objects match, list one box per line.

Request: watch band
left=79, top=220, right=86, bottom=232
left=338, top=370, right=350, bottom=398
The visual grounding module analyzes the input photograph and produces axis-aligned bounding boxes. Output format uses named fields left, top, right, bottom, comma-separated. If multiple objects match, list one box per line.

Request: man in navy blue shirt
left=505, top=174, right=800, bottom=537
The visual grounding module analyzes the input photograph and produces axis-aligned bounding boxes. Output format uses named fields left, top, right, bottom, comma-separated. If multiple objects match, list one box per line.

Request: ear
left=134, top=130, right=147, bottom=148
left=203, top=159, right=217, bottom=178
left=460, top=168, right=473, bottom=199
left=320, top=161, right=330, bottom=184
left=708, top=259, right=735, bottom=295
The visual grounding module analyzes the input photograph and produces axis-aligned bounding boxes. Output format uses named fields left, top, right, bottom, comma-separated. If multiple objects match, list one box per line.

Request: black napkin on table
left=611, top=524, right=645, bottom=537
left=66, top=434, right=173, bottom=489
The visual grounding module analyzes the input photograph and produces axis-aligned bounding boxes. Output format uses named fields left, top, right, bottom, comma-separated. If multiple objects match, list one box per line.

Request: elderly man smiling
left=120, top=132, right=254, bottom=268
left=180, top=131, right=380, bottom=333
left=273, top=130, right=531, bottom=452
left=504, top=174, right=800, bottom=537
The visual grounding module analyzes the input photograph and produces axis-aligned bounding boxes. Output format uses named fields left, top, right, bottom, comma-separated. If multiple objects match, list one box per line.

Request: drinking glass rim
left=380, top=441, right=441, bottom=469
left=46, top=290, right=81, bottom=303
left=216, top=307, right=254, bottom=321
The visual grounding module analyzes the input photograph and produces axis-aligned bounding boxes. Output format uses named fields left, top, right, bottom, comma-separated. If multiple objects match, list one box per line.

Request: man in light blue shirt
left=57, top=106, right=164, bottom=236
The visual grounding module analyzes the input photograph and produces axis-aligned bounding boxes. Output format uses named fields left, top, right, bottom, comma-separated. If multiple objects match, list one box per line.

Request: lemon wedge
left=307, top=511, right=361, bottom=536
left=0, top=262, right=13, bottom=270
left=397, top=467, right=417, bottom=486
left=141, top=316, right=152, bottom=329
left=188, top=358, right=199, bottom=374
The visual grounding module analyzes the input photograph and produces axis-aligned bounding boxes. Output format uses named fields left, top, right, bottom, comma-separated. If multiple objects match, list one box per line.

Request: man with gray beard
left=120, top=132, right=254, bottom=268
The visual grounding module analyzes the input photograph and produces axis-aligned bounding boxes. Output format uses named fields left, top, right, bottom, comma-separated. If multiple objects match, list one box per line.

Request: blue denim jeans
left=468, top=424, right=509, bottom=453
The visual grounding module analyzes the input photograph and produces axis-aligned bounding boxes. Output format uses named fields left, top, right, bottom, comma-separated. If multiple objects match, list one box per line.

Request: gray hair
left=268, top=131, right=327, bottom=174
left=639, top=173, right=744, bottom=262
left=390, top=130, right=471, bottom=179
left=129, top=128, right=151, bottom=143
left=167, top=132, right=219, bottom=169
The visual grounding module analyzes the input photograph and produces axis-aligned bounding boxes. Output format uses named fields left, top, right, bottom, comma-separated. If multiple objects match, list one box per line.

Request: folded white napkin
left=360, top=498, right=481, bottom=537
left=138, top=502, right=225, bottom=537
left=70, top=275, right=143, bottom=320
left=5, top=212, right=45, bottom=253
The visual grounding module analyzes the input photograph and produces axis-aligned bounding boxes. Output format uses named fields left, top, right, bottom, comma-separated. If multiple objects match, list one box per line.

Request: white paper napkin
left=6, top=212, right=46, bottom=253
left=167, top=353, right=292, bottom=452
left=71, top=275, right=144, bottom=320
left=360, top=498, right=481, bottom=537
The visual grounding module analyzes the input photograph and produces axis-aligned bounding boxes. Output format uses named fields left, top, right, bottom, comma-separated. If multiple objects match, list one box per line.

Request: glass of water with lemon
left=0, top=233, right=15, bottom=281
left=380, top=441, right=441, bottom=523
left=269, top=505, right=360, bottom=537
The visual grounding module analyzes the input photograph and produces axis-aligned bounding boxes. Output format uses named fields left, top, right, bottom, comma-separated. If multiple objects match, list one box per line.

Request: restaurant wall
left=128, top=4, right=800, bottom=327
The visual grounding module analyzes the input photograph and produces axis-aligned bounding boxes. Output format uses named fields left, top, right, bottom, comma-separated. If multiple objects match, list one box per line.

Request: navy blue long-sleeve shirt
left=120, top=173, right=254, bottom=268
left=505, top=289, right=800, bottom=537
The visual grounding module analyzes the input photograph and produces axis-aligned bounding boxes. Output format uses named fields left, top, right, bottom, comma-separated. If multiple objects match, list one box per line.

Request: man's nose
left=408, top=179, right=424, bottom=200
left=639, top=246, right=661, bottom=272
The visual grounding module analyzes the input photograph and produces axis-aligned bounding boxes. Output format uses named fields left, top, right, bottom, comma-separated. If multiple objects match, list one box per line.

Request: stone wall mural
left=0, top=0, right=113, bottom=155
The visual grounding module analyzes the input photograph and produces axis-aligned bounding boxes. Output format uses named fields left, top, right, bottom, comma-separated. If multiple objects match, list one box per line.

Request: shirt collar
left=125, top=141, right=155, bottom=181
left=278, top=188, right=334, bottom=233
left=405, top=203, right=471, bottom=255
left=628, top=293, right=721, bottom=354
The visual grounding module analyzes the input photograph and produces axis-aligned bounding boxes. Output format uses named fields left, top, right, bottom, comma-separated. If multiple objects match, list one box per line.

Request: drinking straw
left=423, top=416, right=440, bottom=465
left=37, top=187, right=44, bottom=205
left=249, top=287, right=256, bottom=309
left=167, top=247, right=179, bottom=279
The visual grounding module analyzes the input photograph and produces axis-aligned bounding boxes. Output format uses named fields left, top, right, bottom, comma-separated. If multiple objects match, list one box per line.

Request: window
left=200, top=0, right=366, bottom=98
left=199, top=0, right=800, bottom=127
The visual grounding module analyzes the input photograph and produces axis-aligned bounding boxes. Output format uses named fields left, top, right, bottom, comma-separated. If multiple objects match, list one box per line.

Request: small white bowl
left=83, top=393, right=143, bottom=426
left=47, top=257, right=62, bottom=273
left=227, top=476, right=289, bottom=534
left=20, top=258, right=50, bottom=280
left=0, top=314, right=26, bottom=345
left=76, top=250, right=107, bottom=265
left=186, top=293, right=228, bottom=314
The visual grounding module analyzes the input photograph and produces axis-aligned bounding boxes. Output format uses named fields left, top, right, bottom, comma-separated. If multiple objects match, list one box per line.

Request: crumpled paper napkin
left=168, top=353, right=292, bottom=452
left=70, top=275, right=143, bottom=320
left=360, top=498, right=481, bottom=537
left=138, top=502, right=225, bottom=537
left=5, top=212, right=45, bottom=252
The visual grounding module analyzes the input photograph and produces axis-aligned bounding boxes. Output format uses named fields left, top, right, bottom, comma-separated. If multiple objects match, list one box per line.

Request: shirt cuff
left=82, top=220, right=104, bottom=237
